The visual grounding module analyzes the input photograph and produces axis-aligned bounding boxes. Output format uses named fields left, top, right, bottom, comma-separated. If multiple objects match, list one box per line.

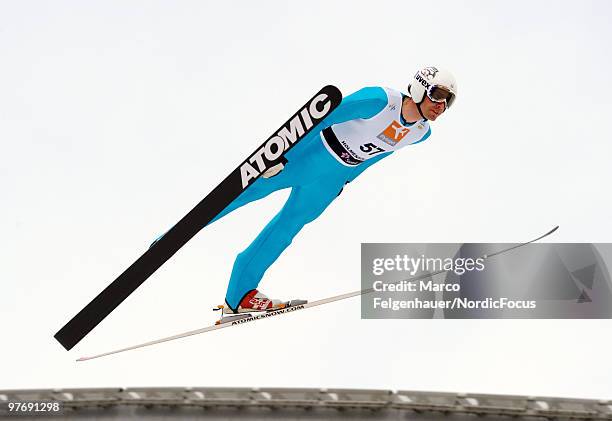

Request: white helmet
left=408, top=66, right=457, bottom=109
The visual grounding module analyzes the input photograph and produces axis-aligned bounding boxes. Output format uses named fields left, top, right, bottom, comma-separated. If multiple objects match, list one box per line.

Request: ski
left=76, top=226, right=558, bottom=361
left=55, top=86, right=343, bottom=351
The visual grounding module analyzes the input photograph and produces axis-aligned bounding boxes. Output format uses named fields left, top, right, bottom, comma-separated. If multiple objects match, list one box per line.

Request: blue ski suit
left=209, top=86, right=431, bottom=308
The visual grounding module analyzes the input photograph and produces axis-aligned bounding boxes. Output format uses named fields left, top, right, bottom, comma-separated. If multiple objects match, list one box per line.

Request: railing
left=0, top=387, right=610, bottom=419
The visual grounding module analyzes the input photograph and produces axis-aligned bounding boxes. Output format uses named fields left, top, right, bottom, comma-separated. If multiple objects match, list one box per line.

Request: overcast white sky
left=1, top=0, right=611, bottom=399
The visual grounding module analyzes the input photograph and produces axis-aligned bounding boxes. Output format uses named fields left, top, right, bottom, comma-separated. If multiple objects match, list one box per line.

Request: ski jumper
left=209, top=87, right=432, bottom=308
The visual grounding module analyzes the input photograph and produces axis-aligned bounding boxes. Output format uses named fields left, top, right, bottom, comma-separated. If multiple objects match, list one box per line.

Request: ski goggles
left=427, top=85, right=456, bottom=108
